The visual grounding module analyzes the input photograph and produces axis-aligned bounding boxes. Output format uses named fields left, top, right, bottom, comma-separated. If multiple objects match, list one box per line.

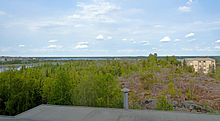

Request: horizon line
left=1, top=55, right=220, bottom=58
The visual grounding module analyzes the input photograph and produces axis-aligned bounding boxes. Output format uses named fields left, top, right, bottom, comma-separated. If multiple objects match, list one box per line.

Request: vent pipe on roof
left=121, top=88, right=130, bottom=109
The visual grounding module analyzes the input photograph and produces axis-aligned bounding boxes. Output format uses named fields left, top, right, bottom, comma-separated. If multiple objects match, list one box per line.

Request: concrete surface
left=0, top=104, right=220, bottom=121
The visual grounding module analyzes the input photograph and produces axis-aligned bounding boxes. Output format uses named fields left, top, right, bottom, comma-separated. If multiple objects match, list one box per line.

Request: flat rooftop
left=0, top=104, right=219, bottom=121
left=183, top=58, right=215, bottom=61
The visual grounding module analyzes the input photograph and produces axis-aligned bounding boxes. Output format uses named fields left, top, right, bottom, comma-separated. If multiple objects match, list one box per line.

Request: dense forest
left=0, top=54, right=220, bottom=115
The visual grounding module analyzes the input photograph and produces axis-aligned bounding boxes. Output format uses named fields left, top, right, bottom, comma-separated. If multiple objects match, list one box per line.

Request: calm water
left=0, top=65, right=33, bottom=72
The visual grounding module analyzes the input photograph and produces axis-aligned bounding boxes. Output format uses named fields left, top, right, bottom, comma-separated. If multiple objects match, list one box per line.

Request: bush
left=215, top=67, right=220, bottom=81
left=139, top=72, right=157, bottom=90
left=186, top=90, right=197, bottom=100
left=165, top=82, right=181, bottom=100
left=155, top=96, right=174, bottom=111
left=129, top=92, right=142, bottom=109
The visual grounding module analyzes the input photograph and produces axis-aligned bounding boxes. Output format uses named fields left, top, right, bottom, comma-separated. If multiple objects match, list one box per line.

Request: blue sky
left=0, top=0, right=220, bottom=57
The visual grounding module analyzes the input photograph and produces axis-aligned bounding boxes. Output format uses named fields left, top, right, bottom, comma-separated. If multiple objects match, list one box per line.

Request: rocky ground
left=119, top=68, right=220, bottom=113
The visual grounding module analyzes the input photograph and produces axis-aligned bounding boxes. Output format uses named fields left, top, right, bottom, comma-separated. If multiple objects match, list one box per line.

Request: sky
left=0, top=0, right=220, bottom=57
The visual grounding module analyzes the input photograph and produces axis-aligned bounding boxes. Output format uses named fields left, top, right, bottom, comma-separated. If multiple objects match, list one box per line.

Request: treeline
left=1, top=60, right=40, bottom=65
left=0, top=60, right=126, bottom=115
left=0, top=54, right=219, bottom=115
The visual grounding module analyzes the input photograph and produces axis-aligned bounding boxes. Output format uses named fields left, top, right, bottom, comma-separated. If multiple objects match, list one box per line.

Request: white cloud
left=185, top=33, right=195, bottom=38
left=215, top=46, right=220, bottom=49
left=75, top=41, right=89, bottom=49
left=96, top=34, right=104, bottom=40
left=7, top=0, right=133, bottom=32
left=68, top=1, right=120, bottom=23
left=48, top=45, right=57, bottom=48
left=18, top=44, right=25, bottom=47
left=107, top=36, right=112, bottom=39
left=47, top=45, right=63, bottom=49
left=178, top=6, right=191, bottom=12
left=0, top=10, right=6, bottom=15
left=122, top=38, right=127, bottom=41
left=178, top=0, right=193, bottom=12
left=122, top=38, right=137, bottom=44
left=75, top=44, right=88, bottom=49
left=48, top=40, right=58, bottom=43
left=216, top=40, right=220, bottom=43
left=160, top=36, right=171, bottom=42
left=186, top=0, right=193, bottom=5
left=5, top=0, right=142, bottom=35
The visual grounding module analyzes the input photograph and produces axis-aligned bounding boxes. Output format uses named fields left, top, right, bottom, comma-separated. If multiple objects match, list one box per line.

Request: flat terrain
left=0, top=104, right=219, bottom=121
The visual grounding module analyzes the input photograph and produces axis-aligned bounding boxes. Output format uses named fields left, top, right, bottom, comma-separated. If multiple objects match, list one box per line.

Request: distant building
left=0, top=57, right=6, bottom=62
left=183, top=58, right=216, bottom=73
left=6, top=57, right=16, bottom=61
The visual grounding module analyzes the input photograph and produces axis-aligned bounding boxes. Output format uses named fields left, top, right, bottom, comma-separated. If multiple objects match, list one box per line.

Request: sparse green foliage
left=183, top=59, right=187, bottom=68
left=129, top=92, right=142, bottom=109
left=140, top=71, right=157, bottom=90
left=186, top=89, right=197, bottom=100
left=186, top=65, right=195, bottom=73
left=165, top=82, right=181, bottom=100
left=215, top=67, right=220, bottom=81
left=182, top=59, right=195, bottom=73
left=3, top=54, right=216, bottom=115
left=155, top=96, right=174, bottom=111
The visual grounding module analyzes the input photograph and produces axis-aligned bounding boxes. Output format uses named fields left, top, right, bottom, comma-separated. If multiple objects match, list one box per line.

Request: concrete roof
left=183, top=58, right=215, bottom=61
left=0, top=104, right=220, bottom=121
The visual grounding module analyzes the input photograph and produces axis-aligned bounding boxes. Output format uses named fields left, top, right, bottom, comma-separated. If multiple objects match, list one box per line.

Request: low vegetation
left=0, top=54, right=219, bottom=115
left=155, top=95, right=174, bottom=111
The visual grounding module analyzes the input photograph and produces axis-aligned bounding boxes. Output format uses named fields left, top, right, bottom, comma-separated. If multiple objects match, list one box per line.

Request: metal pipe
left=121, top=88, right=130, bottom=109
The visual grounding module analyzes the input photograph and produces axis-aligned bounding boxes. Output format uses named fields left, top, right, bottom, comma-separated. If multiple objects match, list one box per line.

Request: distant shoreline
left=1, top=56, right=220, bottom=58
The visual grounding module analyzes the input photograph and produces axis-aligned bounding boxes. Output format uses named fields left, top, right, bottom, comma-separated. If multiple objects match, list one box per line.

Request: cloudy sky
left=0, top=0, right=220, bottom=56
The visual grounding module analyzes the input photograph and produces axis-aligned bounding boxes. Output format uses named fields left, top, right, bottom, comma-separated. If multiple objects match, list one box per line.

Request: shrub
left=129, top=92, right=142, bottom=109
left=139, top=72, right=157, bottom=90
left=215, top=67, right=220, bottom=81
left=186, top=90, right=197, bottom=100
left=166, top=82, right=181, bottom=99
left=155, top=96, right=174, bottom=111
